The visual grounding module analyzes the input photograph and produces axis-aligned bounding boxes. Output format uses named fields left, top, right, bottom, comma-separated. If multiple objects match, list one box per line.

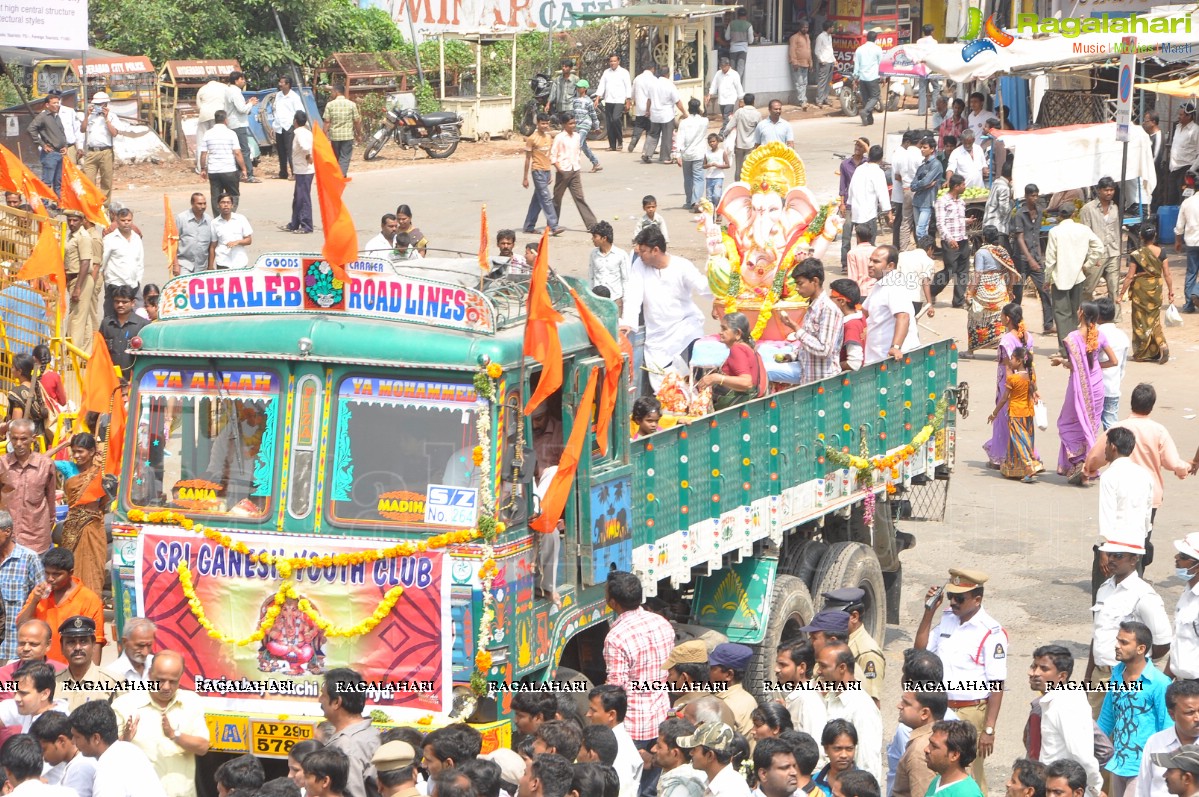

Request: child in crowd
left=488, top=228, right=529, bottom=277
left=588, top=221, right=630, bottom=313
left=703, top=133, right=730, bottom=208
left=631, top=396, right=662, bottom=439
left=525, top=241, right=539, bottom=263
left=988, top=345, right=1039, bottom=482
left=633, top=195, right=669, bottom=244
left=394, top=232, right=422, bottom=260
left=1095, top=296, right=1130, bottom=429
left=827, top=278, right=865, bottom=372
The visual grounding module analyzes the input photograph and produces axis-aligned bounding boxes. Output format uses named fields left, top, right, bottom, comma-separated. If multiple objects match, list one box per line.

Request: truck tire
left=793, top=540, right=828, bottom=595
left=553, top=666, right=594, bottom=718
left=812, top=542, right=886, bottom=642
left=746, top=574, right=815, bottom=701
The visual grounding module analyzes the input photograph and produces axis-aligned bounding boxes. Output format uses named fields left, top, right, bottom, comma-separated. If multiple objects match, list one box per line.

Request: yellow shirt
left=55, top=663, right=119, bottom=712
left=112, top=689, right=210, bottom=797
left=849, top=625, right=886, bottom=702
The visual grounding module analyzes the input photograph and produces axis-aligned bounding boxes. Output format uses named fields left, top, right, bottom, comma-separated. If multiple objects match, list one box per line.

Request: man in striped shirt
left=772, top=258, right=843, bottom=384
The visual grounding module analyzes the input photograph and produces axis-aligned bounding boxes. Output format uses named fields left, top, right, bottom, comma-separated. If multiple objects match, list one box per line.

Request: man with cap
left=708, top=643, right=757, bottom=738
left=1169, top=535, right=1199, bottom=681
left=1085, top=526, right=1170, bottom=717
left=1154, top=745, right=1199, bottom=797
left=55, top=616, right=118, bottom=712
left=817, top=642, right=884, bottom=783
left=481, top=748, right=525, bottom=797
left=915, top=569, right=1008, bottom=793
left=799, top=610, right=850, bottom=659
left=373, top=740, right=420, bottom=797
left=664, top=640, right=735, bottom=728
left=1168, top=104, right=1199, bottom=207
left=823, top=588, right=885, bottom=707
left=63, top=208, right=104, bottom=345
left=83, top=92, right=121, bottom=205
left=676, top=722, right=751, bottom=797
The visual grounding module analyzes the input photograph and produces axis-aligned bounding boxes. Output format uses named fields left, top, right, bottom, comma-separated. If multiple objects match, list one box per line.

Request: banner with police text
left=136, top=528, right=449, bottom=713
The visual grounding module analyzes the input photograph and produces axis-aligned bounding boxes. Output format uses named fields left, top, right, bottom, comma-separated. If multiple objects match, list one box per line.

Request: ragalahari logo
left=961, top=8, right=1016, bottom=61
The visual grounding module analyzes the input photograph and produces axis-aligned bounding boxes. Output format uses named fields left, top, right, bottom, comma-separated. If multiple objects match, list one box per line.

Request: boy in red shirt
left=16, top=548, right=106, bottom=666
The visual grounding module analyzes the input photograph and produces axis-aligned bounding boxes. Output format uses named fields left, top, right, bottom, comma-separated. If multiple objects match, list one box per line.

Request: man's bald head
left=16, top=620, right=52, bottom=662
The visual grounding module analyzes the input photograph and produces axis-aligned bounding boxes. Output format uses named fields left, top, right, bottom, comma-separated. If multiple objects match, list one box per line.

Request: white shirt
left=847, top=161, right=891, bottom=224
left=46, top=751, right=97, bottom=797
left=57, top=105, right=79, bottom=146
left=825, top=687, right=884, bottom=784
left=967, top=109, right=997, bottom=139
left=612, top=723, right=643, bottom=797
left=200, top=124, right=241, bottom=174
left=596, top=66, right=633, bottom=104
left=917, top=34, right=938, bottom=49
left=1038, top=688, right=1103, bottom=797
left=195, top=81, right=227, bottom=124
left=674, top=114, right=709, bottom=161
left=708, top=69, right=744, bottom=106
left=648, top=77, right=681, bottom=124
left=891, top=145, right=920, bottom=203
left=0, top=700, right=68, bottom=732
left=925, top=605, right=1007, bottom=700
left=91, top=741, right=168, bottom=797
left=1170, top=120, right=1199, bottom=171
left=292, top=126, right=314, bottom=175
left=946, top=143, right=986, bottom=189
left=704, top=764, right=752, bottom=797
left=212, top=214, right=254, bottom=269
left=590, top=246, right=631, bottom=299
left=1045, top=219, right=1104, bottom=290
left=225, top=84, right=254, bottom=129
left=1098, top=457, right=1154, bottom=548
left=103, top=652, right=154, bottom=683
left=862, top=270, right=920, bottom=364
left=619, top=254, right=711, bottom=362
left=896, top=249, right=934, bottom=304
left=785, top=687, right=827, bottom=761
left=10, top=781, right=76, bottom=797
left=1173, top=584, right=1199, bottom=679
left=1136, top=726, right=1181, bottom=797
left=1091, top=571, right=1170, bottom=666
left=85, top=109, right=117, bottom=149
left=632, top=70, right=657, bottom=118
left=1175, top=193, right=1199, bottom=247
left=814, top=31, right=835, bottom=62
left=272, top=89, right=306, bottom=133
left=102, top=230, right=145, bottom=288
left=362, top=232, right=395, bottom=253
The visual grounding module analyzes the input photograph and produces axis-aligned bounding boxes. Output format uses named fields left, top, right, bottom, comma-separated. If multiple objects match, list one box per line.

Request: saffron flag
left=530, top=366, right=598, bottom=534
left=0, top=145, right=55, bottom=200
left=15, top=223, right=67, bottom=310
left=478, top=205, right=489, bottom=273
left=78, top=392, right=125, bottom=505
left=522, top=227, right=564, bottom=415
left=568, top=286, right=623, bottom=456
left=311, top=125, right=355, bottom=283
left=79, top=333, right=121, bottom=423
left=162, top=195, right=179, bottom=266
left=60, top=157, right=109, bottom=227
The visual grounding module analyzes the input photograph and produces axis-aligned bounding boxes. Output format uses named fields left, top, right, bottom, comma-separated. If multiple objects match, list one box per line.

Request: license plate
left=250, top=720, right=314, bottom=757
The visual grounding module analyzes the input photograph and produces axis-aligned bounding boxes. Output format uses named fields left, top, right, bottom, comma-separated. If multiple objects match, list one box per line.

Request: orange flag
left=16, top=223, right=66, bottom=310
left=80, top=333, right=121, bottom=422
left=478, top=205, right=489, bottom=272
left=530, top=366, right=598, bottom=534
left=311, top=125, right=354, bottom=283
left=162, top=194, right=179, bottom=265
left=77, top=393, right=125, bottom=505
left=523, top=227, right=564, bottom=415
left=568, top=286, right=623, bottom=456
left=60, top=157, right=109, bottom=227
left=0, top=145, right=55, bottom=200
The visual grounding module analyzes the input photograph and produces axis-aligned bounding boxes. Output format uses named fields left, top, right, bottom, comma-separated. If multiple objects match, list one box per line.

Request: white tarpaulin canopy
left=996, top=122, right=1155, bottom=196
left=908, top=8, right=1199, bottom=82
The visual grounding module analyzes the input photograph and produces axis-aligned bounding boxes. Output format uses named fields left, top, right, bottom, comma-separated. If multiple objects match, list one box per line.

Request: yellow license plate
left=250, top=720, right=314, bottom=757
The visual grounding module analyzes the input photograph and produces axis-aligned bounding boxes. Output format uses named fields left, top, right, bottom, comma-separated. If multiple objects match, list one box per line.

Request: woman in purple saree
left=1049, top=302, right=1118, bottom=483
left=984, top=303, right=1042, bottom=472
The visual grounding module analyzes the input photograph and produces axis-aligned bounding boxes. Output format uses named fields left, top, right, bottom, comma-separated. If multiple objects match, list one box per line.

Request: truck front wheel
left=812, top=541, right=887, bottom=642
left=746, top=574, right=815, bottom=702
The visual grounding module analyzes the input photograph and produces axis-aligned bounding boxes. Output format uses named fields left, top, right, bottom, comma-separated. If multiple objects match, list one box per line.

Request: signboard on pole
left=0, top=0, right=88, bottom=50
left=1115, top=36, right=1136, bottom=143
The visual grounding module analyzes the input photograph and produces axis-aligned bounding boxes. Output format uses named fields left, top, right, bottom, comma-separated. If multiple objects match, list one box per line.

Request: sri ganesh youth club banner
left=137, top=528, right=450, bottom=711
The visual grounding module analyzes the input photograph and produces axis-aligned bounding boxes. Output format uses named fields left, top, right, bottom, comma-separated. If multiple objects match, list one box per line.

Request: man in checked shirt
left=603, top=570, right=674, bottom=797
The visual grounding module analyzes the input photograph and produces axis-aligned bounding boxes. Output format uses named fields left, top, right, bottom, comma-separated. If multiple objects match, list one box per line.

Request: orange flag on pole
left=15, top=223, right=67, bottom=310
left=311, top=125, right=355, bottom=283
left=0, top=145, right=54, bottom=200
left=523, top=227, right=564, bottom=415
left=60, top=157, right=109, bottom=227
left=79, top=333, right=121, bottom=422
left=530, top=365, right=598, bottom=534
left=568, top=286, right=623, bottom=456
left=162, top=195, right=179, bottom=266
left=77, top=393, right=125, bottom=505
left=478, top=205, right=489, bottom=273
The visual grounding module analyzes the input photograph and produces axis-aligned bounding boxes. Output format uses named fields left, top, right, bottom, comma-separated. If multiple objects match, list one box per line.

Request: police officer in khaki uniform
left=663, top=640, right=738, bottom=728
left=914, top=568, right=1007, bottom=794
left=708, top=642, right=758, bottom=737
left=823, top=587, right=886, bottom=707
left=372, top=740, right=420, bottom=797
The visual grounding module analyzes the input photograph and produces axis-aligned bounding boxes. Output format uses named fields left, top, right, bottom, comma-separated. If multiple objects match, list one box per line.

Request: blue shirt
left=0, top=284, right=51, bottom=357
left=0, top=544, right=45, bottom=660
left=910, top=155, right=945, bottom=209
left=854, top=41, right=883, bottom=81
left=753, top=117, right=794, bottom=147
left=1098, top=660, right=1172, bottom=777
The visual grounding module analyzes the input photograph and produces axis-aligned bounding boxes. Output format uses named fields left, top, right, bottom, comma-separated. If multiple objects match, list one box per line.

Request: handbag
left=1166, top=303, right=1183, bottom=327
left=1033, top=400, right=1048, bottom=431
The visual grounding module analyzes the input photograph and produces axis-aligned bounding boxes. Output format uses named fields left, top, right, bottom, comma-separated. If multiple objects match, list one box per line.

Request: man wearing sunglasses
left=915, top=569, right=1007, bottom=793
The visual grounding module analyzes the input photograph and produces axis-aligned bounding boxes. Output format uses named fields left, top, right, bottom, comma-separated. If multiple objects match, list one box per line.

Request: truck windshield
left=329, top=375, right=486, bottom=528
left=129, top=367, right=280, bottom=518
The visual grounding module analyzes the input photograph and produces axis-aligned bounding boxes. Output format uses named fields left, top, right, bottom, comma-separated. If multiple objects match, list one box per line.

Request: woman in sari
left=964, top=226, right=1019, bottom=356
left=983, top=304, right=1042, bottom=472
left=987, top=345, right=1039, bottom=482
left=1050, top=302, right=1118, bottom=484
left=697, top=312, right=769, bottom=410
left=1119, top=224, right=1174, bottom=363
left=53, top=433, right=107, bottom=596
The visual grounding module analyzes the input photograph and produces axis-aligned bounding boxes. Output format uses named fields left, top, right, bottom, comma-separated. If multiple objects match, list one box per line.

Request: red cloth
left=39, top=372, right=66, bottom=407
left=720, top=342, right=769, bottom=395
left=1025, top=703, right=1042, bottom=759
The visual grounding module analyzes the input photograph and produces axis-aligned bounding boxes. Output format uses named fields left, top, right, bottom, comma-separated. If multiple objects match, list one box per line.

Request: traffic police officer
left=1171, top=533, right=1199, bottom=680
left=914, top=568, right=1007, bottom=793
left=823, top=587, right=885, bottom=707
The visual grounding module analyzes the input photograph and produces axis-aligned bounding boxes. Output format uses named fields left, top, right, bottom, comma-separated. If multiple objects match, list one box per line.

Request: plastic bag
left=1166, top=303, right=1183, bottom=327
left=1034, top=400, right=1048, bottom=431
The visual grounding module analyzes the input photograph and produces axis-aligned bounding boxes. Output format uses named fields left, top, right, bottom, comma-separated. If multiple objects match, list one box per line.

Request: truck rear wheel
left=812, top=541, right=886, bottom=642
left=746, top=574, right=814, bottom=701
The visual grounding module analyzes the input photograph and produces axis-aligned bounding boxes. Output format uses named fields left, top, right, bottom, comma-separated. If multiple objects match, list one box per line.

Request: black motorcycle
left=518, top=72, right=607, bottom=141
left=363, top=99, right=463, bottom=160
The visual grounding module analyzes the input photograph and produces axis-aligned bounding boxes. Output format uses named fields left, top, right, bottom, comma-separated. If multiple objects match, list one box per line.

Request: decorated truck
left=111, top=148, right=965, bottom=776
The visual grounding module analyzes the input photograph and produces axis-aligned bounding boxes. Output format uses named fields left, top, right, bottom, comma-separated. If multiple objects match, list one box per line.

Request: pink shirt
left=603, top=607, right=674, bottom=741
left=847, top=243, right=876, bottom=295
left=550, top=130, right=582, bottom=172
left=1084, top=414, right=1189, bottom=508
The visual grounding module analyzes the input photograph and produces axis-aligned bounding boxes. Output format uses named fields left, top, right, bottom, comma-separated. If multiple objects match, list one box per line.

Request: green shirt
left=323, top=96, right=360, bottom=141
left=925, top=776, right=985, bottom=797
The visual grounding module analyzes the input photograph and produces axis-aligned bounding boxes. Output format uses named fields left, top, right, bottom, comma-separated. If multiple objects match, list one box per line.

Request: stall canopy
left=910, top=7, right=1199, bottom=82
left=1137, top=76, right=1199, bottom=97
left=572, top=4, right=732, bottom=21
left=881, top=44, right=930, bottom=76
left=996, top=122, right=1155, bottom=196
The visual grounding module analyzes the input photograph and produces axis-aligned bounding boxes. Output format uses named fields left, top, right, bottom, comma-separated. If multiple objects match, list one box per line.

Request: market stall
left=437, top=32, right=518, bottom=141
left=316, top=52, right=414, bottom=102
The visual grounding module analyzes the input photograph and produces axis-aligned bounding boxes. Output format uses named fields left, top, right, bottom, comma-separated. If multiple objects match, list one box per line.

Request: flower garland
left=750, top=267, right=790, bottom=340
left=469, top=358, right=502, bottom=697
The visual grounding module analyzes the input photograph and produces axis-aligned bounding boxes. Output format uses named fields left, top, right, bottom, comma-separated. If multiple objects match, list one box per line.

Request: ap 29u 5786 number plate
left=251, top=720, right=314, bottom=757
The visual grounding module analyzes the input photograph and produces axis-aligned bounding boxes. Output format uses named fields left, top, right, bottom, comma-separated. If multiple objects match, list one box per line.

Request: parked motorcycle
left=363, top=94, right=463, bottom=160
left=519, top=73, right=553, bottom=136
left=837, top=75, right=902, bottom=118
